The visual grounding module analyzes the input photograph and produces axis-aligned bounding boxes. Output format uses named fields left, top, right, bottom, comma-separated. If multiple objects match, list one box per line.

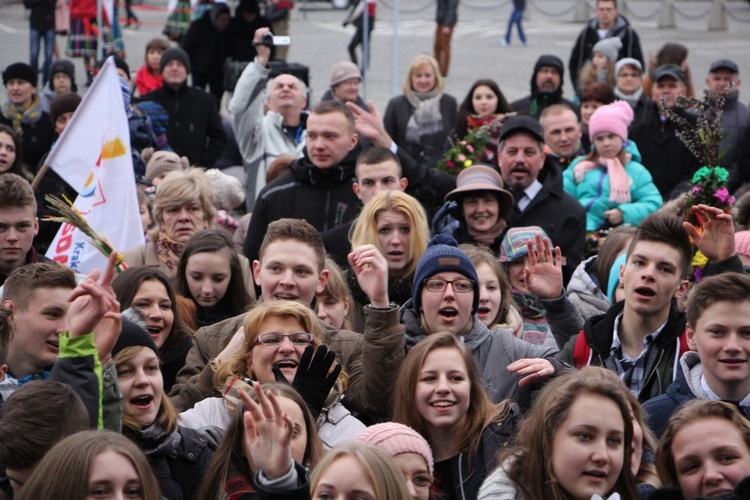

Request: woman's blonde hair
left=350, top=190, right=430, bottom=278
left=499, top=366, right=638, bottom=500
left=404, top=55, right=443, bottom=96
left=317, top=257, right=355, bottom=330
left=214, top=300, right=348, bottom=392
left=310, top=442, right=412, bottom=500
left=114, top=345, right=180, bottom=434
left=656, top=399, right=750, bottom=488
left=460, top=244, right=516, bottom=328
left=152, top=168, right=216, bottom=228
left=393, top=332, right=511, bottom=464
left=19, top=430, right=161, bottom=500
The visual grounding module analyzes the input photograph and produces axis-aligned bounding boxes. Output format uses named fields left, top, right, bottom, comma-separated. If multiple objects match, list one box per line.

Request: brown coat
left=167, top=306, right=405, bottom=422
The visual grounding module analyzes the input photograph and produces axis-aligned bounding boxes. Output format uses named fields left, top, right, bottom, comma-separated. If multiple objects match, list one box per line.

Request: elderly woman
left=383, top=55, right=457, bottom=169
left=123, top=170, right=254, bottom=289
left=434, top=164, right=513, bottom=255
left=614, top=57, right=651, bottom=127
left=348, top=190, right=430, bottom=330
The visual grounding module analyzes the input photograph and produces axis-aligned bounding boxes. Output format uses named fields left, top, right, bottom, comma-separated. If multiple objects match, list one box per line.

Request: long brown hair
left=197, top=383, right=323, bottom=499
left=18, top=430, right=161, bottom=500
left=393, top=332, right=511, bottom=462
left=500, top=366, right=638, bottom=500
left=460, top=244, right=515, bottom=328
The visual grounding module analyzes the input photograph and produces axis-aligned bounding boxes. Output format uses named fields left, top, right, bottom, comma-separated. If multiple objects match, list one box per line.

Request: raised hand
left=523, top=234, right=563, bottom=300
left=507, top=357, right=555, bottom=387
left=348, top=244, right=390, bottom=307
left=346, top=101, right=393, bottom=148
left=683, top=204, right=735, bottom=262
left=273, top=344, right=341, bottom=418
left=253, top=27, right=272, bottom=67
left=239, top=383, right=294, bottom=480
left=67, top=252, right=121, bottom=341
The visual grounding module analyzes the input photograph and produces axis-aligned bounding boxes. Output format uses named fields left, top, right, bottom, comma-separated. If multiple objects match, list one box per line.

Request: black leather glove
left=272, top=344, right=342, bottom=419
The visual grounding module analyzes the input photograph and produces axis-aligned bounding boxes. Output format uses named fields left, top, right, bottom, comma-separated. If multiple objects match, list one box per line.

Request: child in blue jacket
left=563, top=100, right=662, bottom=231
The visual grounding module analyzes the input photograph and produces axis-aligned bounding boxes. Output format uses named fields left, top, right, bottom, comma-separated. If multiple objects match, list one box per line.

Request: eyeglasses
left=423, top=278, right=475, bottom=293
left=618, top=73, right=641, bottom=78
left=254, top=332, right=314, bottom=346
left=406, top=473, right=433, bottom=489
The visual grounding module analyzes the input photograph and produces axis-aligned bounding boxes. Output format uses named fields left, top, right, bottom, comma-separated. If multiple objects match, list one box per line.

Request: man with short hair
left=140, top=47, right=226, bottom=167
left=705, top=59, right=748, bottom=183
left=230, top=27, right=309, bottom=211
left=498, top=115, right=586, bottom=284
left=0, top=62, right=54, bottom=170
left=322, top=147, right=408, bottom=267
left=559, top=208, right=742, bottom=402
left=511, top=55, right=579, bottom=119
left=243, top=99, right=361, bottom=263
left=0, top=173, right=51, bottom=286
left=569, top=0, right=644, bottom=92
left=630, top=64, right=700, bottom=199
left=539, top=104, right=584, bottom=173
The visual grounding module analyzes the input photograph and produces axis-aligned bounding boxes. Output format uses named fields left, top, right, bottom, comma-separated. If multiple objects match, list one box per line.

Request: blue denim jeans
left=504, top=8, right=526, bottom=44
left=30, top=28, right=56, bottom=85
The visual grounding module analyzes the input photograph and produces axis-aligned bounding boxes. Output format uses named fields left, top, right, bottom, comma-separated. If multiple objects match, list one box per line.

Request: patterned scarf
left=405, top=88, right=443, bottom=144
left=155, top=230, right=185, bottom=272
left=573, top=155, right=632, bottom=204
left=2, top=94, right=43, bottom=137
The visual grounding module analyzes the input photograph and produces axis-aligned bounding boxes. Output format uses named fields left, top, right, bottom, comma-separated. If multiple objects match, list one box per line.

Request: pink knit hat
left=735, top=231, right=750, bottom=258
left=588, top=100, right=634, bottom=142
left=356, top=422, right=434, bottom=476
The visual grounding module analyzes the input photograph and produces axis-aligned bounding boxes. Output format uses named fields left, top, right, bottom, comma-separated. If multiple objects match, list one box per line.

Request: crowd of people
left=1, top=0, right=750, bottom=498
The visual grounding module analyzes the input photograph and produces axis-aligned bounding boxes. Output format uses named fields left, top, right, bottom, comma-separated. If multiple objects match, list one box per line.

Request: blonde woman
left=383, top=55, right=457, bottom=170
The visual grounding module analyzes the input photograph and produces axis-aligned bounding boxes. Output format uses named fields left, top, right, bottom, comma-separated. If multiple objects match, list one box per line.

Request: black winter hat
left=533, top=54, right=565, bottom=79
left=50, top=92, right=82, bottom=126
left=3, top=62, right=37, bottom=87
left=48, top=59, right=78, bottom=92
left=159, top=47, right=191, bottom=75
left=113, top=308, right=159, bottom=359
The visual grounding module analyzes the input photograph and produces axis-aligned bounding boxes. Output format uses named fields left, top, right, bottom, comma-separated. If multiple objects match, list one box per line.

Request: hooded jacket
left=557, top=300, right=691, bottom=403
left=243, top=148, right=361, bottom=262
left=642, top=351, right=708, bottom=438
left=401, top=304, right=559, bottom=407
left=510, top=55, right=580, bottom=119
left=568, top=14, right=644, bottom=91
left=181, top=3, right=229, bottom=78
left=566, top=255, right=611, bottom=321
left=564, top=139, right=663, bottom=230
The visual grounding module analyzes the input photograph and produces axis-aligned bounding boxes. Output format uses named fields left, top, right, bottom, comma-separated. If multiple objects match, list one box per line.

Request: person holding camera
left=228, top=27, right=308, bottom=212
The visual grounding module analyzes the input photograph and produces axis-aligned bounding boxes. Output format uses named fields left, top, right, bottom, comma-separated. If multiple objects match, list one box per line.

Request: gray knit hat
left=411, top=234, right=479, bottom=314
left=330, top=61, right=361, bottom=87
left=593, top=37, right=622, bottom=63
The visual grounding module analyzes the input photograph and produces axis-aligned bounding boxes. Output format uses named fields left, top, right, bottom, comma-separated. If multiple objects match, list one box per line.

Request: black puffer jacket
left=243, top=148, right=361, bottom=262
left=510, top=55, right=580, bottom=119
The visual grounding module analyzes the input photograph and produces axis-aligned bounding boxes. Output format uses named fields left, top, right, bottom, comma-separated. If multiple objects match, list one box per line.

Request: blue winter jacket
left=563, top=140, right=662, bottom=231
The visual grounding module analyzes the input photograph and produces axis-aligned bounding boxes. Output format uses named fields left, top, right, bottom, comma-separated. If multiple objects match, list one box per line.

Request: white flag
left=45, top=57, right=142, bottom=274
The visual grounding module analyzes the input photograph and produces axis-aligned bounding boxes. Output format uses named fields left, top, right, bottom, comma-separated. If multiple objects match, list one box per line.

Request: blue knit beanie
left=411, top=234, right=480, bottom=314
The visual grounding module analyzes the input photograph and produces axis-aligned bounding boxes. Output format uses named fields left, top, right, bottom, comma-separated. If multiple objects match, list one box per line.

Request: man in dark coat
left=568, top=0, right=644, bottom=92
left=140, top=47, right=226, bottom=167
left=497, top=115, right=586, bottom=284
left=511, top=55, right=580, bottom=119
left=244, top=100, right=362, bottom=262
left=629, top=64, right=700, bottom=200
left=24, top=0, right=56, bottom=86
left=181, top=2, right=231, bottom=102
